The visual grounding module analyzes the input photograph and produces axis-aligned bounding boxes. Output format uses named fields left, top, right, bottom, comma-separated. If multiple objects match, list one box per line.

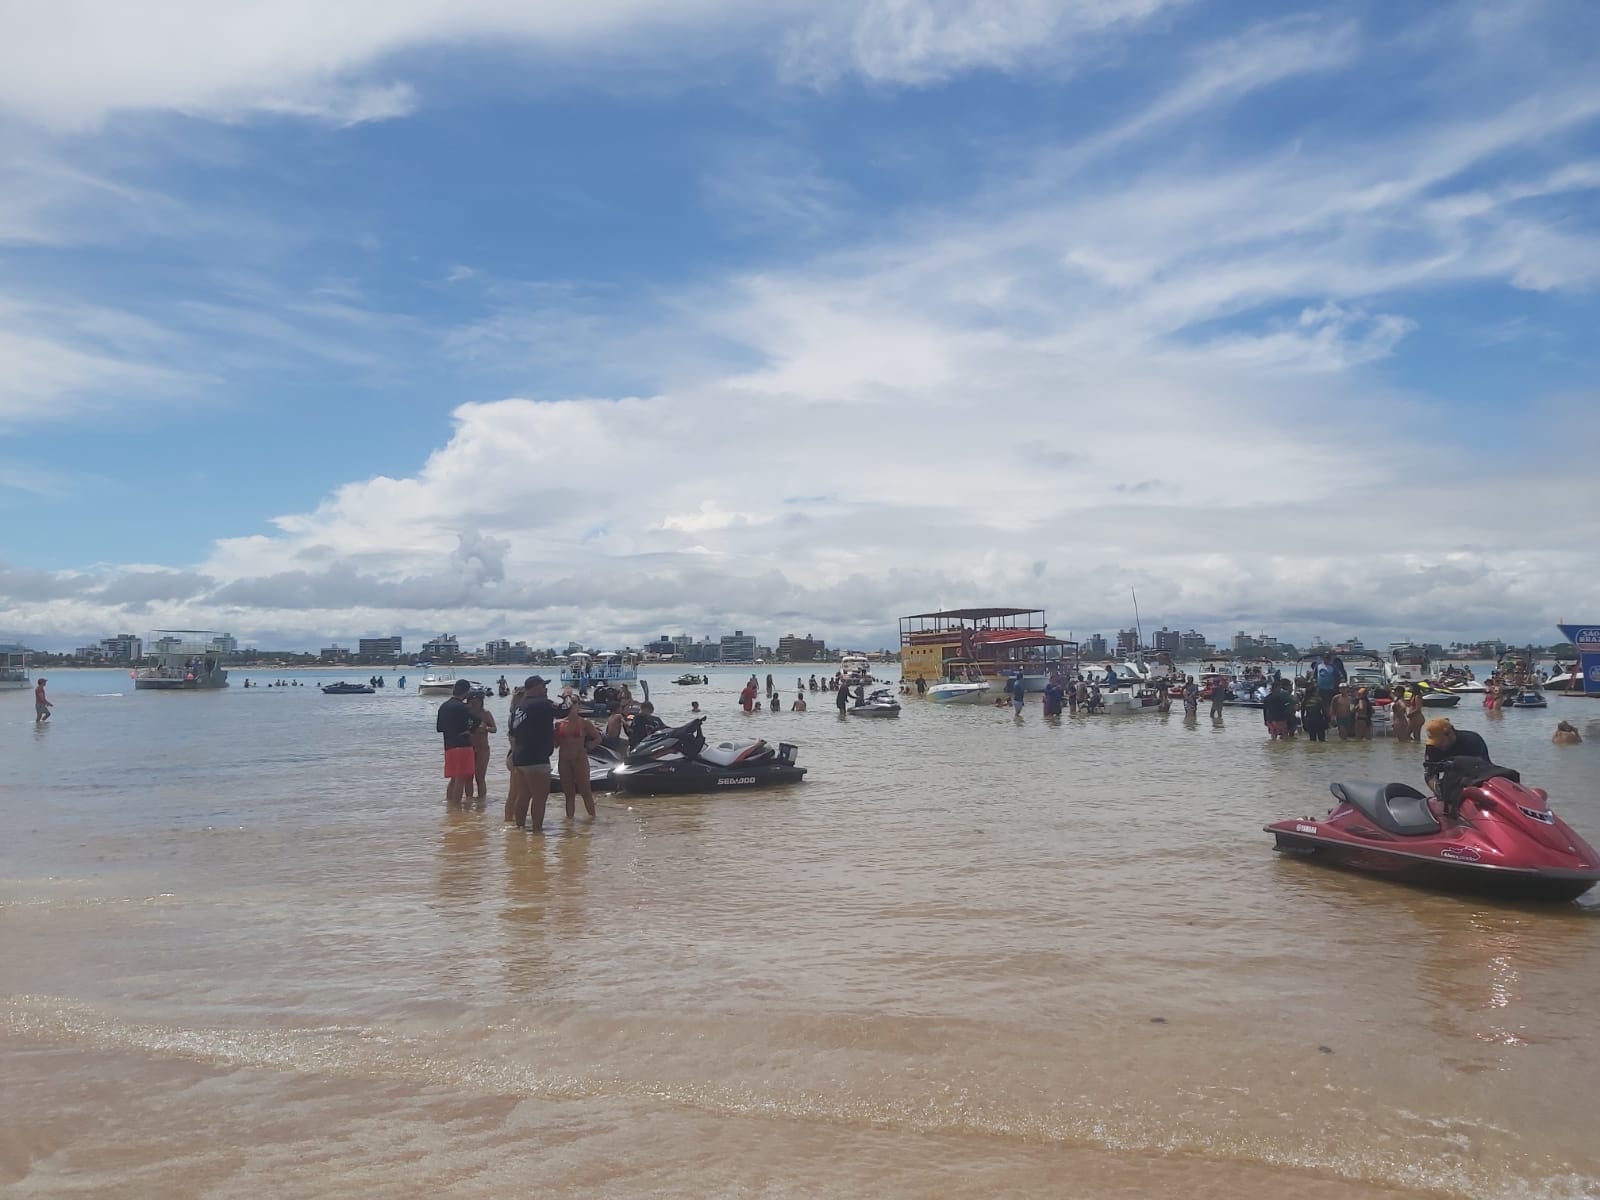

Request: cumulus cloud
left=2, top=3, right=1598, bottom=652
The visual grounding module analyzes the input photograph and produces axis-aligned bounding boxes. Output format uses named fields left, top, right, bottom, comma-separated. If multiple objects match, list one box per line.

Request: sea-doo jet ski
left=849, top=688, right=902, bottom=717
left=1266, top=761, right=1600, bottom=902
left=610, top=717, right=806, bottom=795
left=587, top=743, right=625, bottom=792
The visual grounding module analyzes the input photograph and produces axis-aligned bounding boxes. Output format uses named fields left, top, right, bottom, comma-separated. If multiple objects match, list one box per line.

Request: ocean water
left=3, top=665, right=1598, bottom=1199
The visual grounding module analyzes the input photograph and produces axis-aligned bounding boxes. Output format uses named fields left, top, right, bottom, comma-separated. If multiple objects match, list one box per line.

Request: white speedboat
left=838, top=653, right=875, bottom=686
left=926, top=660, right=992, bottom=705
left=1545, top=668, right=1582, bottom=695
left=417, top=669, right=456, bottom=695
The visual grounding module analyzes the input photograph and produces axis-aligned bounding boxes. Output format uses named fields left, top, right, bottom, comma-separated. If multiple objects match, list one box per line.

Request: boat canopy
left=900, top=607, right=1042, bottom=621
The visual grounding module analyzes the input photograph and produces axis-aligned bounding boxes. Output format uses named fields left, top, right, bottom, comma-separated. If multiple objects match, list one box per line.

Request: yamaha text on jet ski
left=609, top=717, right=806, bottom=795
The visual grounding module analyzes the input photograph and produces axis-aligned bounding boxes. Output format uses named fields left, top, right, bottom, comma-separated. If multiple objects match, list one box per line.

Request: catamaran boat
left=133, top=632, right=229, bottom=690
left=926, top=659, right=993, bottom=705
left=0, top=644, right=30, bottom=691
left=561, top=652, right=638, bottom=690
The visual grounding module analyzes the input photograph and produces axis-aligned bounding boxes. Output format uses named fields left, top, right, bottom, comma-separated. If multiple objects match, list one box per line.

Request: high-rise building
left=1151, top=627, right=1181, bottom=653
left=1083, top=633, right=1108, bottom=659
left=1115, top=628, right=1140, bottom=654
left=777, top=633, right=826, bottom=661
left=719, top=630, right=757, bottom=662
left=1180, top=630, right=1210, bottom=654
left=420, top=633, right=460, bottom=660
left=1233, top=631, right=1280, bottom=656
left=100, top=633, right=143, bottom=661
left=320, top=643, right=351, bottom=662
left=208, top=633, right=238, bottom=655
left=359, top=636, right=403, bottom=659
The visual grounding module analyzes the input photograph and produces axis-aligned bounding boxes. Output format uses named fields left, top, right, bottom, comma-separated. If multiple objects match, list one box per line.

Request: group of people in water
left=435, top=673, right=678, bottom=830
left=731, top=672, right=878, bottom=713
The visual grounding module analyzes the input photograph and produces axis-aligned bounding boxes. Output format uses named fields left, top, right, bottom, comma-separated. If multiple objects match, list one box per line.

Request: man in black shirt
left=627, top=701, right=664, bottom=749
left=436, top=679, right=477, bottom=806
left=507, top=675, right=559, bottom=829
left=1422, top=717, right=1490, bottom=767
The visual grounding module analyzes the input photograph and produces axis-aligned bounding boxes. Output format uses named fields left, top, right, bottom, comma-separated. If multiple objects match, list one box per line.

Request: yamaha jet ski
left=609, top=717, right=806, bottom=795
left=1266, top=762, right=1600, bottom=902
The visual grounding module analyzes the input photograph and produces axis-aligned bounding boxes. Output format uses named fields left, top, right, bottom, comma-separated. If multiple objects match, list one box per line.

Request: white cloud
left=0, top=0, right=1181, bottom=130
left=781, top=0, right=1176, bottom=86
left=2, top=4, right=1598, bottom=650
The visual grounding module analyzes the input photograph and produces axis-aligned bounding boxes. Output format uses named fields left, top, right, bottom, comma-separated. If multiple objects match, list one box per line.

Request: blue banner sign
left=1556, top=624, right=1600, bottom=696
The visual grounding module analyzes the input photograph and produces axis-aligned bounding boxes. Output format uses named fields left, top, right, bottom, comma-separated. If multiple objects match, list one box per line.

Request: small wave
left=3, top=996, right=1595, bottom=1200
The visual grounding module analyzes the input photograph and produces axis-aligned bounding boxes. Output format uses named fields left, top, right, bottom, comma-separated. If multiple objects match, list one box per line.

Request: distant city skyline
left=24, top=621, right=1573, bottom=661
left=2, top=2, right=1597, bottom=653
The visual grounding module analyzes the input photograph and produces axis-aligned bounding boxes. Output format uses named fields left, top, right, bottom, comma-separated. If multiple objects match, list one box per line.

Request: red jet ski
left=1266, top=770, right=1600, bottom=902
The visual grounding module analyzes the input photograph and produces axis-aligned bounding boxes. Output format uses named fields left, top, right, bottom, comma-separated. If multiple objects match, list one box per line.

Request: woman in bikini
left=466, top=690, right=497, bottom=802
left=555, top=704, right=603, bottom=820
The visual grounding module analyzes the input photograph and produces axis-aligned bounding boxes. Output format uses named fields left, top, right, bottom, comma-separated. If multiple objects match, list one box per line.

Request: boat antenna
left=1131, top=586, right=1144, bottom=652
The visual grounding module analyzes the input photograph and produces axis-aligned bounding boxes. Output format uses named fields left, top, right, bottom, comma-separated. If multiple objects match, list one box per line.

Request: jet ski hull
left=611, top=761, right=807, bottom=795
left=1269, top=827, right=1600, bottom=902
left=1267, top=776, right=1600, bottom=903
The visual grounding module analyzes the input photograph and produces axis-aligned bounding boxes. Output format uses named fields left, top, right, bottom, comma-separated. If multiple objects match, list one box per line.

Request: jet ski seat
left=1331, top=781, right=1441, bottom=837
left=699, top=741, right=763, bottom=767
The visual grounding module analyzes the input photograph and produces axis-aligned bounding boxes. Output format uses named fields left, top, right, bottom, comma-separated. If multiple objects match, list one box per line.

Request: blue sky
left=2, top=0, right=1598, bottom=651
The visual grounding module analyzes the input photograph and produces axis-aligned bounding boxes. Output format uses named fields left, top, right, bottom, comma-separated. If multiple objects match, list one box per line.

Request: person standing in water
left=1352, top=688, right=1375, bottom=740
left=791, top=691, right=807, bottom=711
left=435, top=679, right=477, bottom=807
left=507, top=676, right=558, bottom=830
left=466, top=690, right=497, bottom=802
left=555, top=704, right=602, bottom=820
left=34, top=677, right=52, bottom=723
left=1330, top=687, right=1354, bottom=740
left=1300, top=683, right=1329, bottom=742
left=1390, top=688, right=1411, bottom=742
left=1010, top=673, right=1025, bottom=716
left=835, top=681, right=850, bottom=713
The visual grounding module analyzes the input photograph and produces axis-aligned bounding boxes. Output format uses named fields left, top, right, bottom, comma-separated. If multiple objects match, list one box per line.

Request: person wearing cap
left=435, top=679, right=478, bottom=806
left=34, top=677, right=52, bottom=723
left=507, top=675, right=559, bottom=830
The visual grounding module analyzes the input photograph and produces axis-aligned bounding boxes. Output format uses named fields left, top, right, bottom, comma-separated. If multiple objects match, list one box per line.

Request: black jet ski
left=321, top=681, right=375, bottom=694
left=587, top=743, right=625, bottom=792
left=610, top=717, right=806, bottom=795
